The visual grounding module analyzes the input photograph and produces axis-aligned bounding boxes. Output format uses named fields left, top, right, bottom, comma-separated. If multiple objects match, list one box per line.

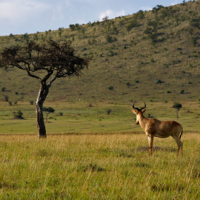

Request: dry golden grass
left=0, top=133, right=199, bottom=199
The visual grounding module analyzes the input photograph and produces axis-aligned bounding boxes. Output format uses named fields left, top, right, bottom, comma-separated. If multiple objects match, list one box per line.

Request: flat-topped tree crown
left=0, top=40, right=91, bottom=138
left=0, top=40, right=89, bottom=78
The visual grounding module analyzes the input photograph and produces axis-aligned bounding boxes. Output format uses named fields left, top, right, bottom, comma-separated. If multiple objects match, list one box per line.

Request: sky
left=0, top=0, right=191, bottom=36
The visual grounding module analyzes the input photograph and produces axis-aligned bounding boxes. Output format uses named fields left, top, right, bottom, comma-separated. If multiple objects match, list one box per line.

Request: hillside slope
left=0, top=1, right=200, bottom=104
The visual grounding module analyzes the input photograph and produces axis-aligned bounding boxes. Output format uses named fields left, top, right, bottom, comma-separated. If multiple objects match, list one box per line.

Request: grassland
left=0, top=101, right=199, bottom=134
left=0, top=133, right=199, bottom=199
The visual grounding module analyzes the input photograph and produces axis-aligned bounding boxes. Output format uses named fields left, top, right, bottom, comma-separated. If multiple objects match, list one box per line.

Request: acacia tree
left=173, top=103, right=182, bottom=119
left=0, top=40, right=90, bottom=138
left=43, top=107, right=55, bottom=122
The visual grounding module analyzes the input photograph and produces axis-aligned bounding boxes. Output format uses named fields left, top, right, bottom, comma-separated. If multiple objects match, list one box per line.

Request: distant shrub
left=155, top=79, right=162, bottom=84
left=15, top=92, right=18, bottom=95
left=13, top=110, right=23, bottom=119
left=135, top=80, right=139, bottom=83
left=119, top=20, right=124, bottom=26
left=108, top=86, right=114, bottom=90
left=151, top=58, right=155, bottom=63
left=180, top=89, right=184, bottom=94
left=192, top=37, right=198, bottom=47
left=108, top=51, right=117, bottom=57
left=126, top=20, right=138, bottom=32
left=123, top=45, right=128, bottom=49
left=2, top=87, right=5, bottom=92
left=59, top=112, right=63, bottom=116
left=107, top=109, right=112, bottom=114
left=167, top=91, right=171, bottom=93
left=8, top=101, right=12, bottom=106
left=29, top=100, right=34, bottom=105
left=163, top=64, right=169, bottom=68
left=127, top=82, right=131, bottom=86
left=105, top=35, right=117, bottom=43
left=4, top=95, right=9, bottom=101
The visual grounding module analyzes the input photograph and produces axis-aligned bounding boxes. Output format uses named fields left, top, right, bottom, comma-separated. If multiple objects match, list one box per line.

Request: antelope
left=131, top=102, right=183, bottom=157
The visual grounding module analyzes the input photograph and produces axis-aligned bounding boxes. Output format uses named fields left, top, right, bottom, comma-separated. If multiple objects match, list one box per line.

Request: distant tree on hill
left=102, top=16, right=109, bottom=21
left=190, top=17, right=200, bottom=30
left=136, top=10, right=145, bottom=19
left=144, top=20, right=161, bottom=43
left=0, top=40, right=91, bottom=138
left=69, top=24, right=75, bottom=31
left=152, top=5, right=164, bottom=14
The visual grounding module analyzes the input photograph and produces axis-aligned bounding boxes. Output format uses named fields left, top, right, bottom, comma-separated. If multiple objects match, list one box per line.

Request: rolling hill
left=0, top=1, right=200, bottom=104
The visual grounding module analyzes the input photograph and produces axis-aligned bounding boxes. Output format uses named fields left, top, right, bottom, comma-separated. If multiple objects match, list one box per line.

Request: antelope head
left=131, top=102, right=146, bottom=125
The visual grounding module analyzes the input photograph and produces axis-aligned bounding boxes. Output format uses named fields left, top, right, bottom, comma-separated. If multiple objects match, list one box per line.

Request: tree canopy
left=0, top=40, right=90, bottom=80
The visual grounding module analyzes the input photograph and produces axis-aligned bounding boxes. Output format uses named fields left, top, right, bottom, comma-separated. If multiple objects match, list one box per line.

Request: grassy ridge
left=0, top=134, right=199, bottom=199
left=0, top=1, right=200, bottom=103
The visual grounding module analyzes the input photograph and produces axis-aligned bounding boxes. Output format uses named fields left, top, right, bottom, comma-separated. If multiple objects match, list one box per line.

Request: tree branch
left=47, top=72, right=58, bottom=88
left=26, top=70, right=41, bottom=80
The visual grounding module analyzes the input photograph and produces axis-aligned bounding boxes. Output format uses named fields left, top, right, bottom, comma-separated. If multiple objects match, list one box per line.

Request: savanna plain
left=1, top=1, right=200, bottom=199
left=0, top=101, right=200, bottom=199
left=0, top=133, right=200, bottom=199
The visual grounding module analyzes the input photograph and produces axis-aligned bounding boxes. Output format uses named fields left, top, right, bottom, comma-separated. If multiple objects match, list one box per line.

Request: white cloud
left=99, top=9, right=125, bottom=21
left=171, top=0, right=178, bottom=5
left=0, top=0, right=49, bottom=24
left=51, top=0, right=71, bottom=21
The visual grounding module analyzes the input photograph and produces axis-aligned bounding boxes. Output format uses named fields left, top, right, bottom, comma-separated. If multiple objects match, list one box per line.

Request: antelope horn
left=132, top=102, right=140, bottom=111
left=140, top=102, right=146, bottom=110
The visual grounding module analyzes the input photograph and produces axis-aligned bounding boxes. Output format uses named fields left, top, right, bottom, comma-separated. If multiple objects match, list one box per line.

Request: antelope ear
left=132, top=109, right=138, bottom=114
left=142, top=109, right=146, bottom=113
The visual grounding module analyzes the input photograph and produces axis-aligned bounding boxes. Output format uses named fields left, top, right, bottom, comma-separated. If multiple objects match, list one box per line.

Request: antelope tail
left=179, top=127, right=183, bottom=140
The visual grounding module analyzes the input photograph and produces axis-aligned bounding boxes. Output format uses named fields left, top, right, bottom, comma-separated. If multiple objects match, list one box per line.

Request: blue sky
left=0, top=0, right=190, bottom=36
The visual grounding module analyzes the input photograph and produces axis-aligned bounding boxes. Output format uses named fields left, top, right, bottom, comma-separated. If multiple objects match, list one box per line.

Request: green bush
left=155, top=79, right=162, bottom=84
left=13, top=110, right=23, bottom=119
left=29, top=100, right=34, bottom=105
left=108, top=86, right=114, bottom=90
left=105, top=35, right=117, bottom=43
left=126, top=21, right=138, bottom=32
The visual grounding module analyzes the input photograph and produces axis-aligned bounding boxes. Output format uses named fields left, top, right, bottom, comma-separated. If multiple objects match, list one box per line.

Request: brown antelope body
left=132, top=103, right=183, bottom=157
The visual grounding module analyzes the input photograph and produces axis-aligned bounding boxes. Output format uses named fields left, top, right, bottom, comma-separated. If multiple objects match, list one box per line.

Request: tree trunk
left=36, top=82, right=49, bottom=138
left=176, top=109, right=179, bottom=119
left=46, top=113, right=49, bottom=122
